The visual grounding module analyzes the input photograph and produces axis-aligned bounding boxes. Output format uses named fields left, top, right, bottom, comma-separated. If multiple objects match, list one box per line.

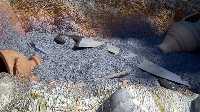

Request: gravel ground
left=0, top=6, right=200, bottom=110
left=1, top=27, right=200, bottom=86
left=0, top=30, right=160, bottom=87
left=0, top=26, right=200, bottom=111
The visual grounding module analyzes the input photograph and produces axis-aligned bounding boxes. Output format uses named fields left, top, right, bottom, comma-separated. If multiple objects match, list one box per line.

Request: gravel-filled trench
left=0, top=0, right=200, bottom=112
left=0, top=21, right=200, bottom=112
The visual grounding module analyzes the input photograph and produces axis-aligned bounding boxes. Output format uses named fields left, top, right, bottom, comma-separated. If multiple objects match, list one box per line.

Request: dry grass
left=9, top=0, right=189, bottom=37
left=0, top=1, right=24, bottom=36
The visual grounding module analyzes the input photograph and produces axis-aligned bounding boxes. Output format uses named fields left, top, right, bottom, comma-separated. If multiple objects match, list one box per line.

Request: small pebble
left=54, top=34, right=66, bottom=45
left=106, top=45, right=120, bottom=55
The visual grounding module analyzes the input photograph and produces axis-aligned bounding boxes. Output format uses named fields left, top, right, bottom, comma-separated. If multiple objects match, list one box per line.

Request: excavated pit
left=0, top=0, right=200, bottom=111
left=2, top=0, right=200, bottom=96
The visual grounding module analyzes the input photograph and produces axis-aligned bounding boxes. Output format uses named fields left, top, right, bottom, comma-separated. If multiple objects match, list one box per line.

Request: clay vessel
left=159, top=21, right=200, bottom=53
left=0, top=50, right=41, bottom=80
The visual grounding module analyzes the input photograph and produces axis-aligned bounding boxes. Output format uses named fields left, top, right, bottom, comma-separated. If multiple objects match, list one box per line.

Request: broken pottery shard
left=0, top=75, right=15, bottom=110
left=65, top=33, right=84, bottom=42
left=105, top=71, right=129, bottom=79
left=77, top=38, right=104, bottom=48
left=0, top=50, right=41, bottom=81
left=137, top=59, right=190, bottom=87
left=107, top=45, right=120, bottom=55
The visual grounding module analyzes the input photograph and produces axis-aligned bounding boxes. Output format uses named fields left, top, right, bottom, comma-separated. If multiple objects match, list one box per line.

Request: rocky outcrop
left=0, top=72, right=30, bottom=111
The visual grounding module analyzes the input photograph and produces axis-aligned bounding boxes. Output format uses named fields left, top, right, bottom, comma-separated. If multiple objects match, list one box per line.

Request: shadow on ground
left=106, top=16, right=200, bottom=93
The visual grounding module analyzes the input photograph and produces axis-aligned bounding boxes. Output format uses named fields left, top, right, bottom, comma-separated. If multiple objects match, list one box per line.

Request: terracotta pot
left=159, top=21, right=200, bottom=53
left=0, top=50, right=41, bottom=80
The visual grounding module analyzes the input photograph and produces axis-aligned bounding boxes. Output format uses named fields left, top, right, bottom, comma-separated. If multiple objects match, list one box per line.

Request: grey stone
left=110, top=89, right=144, bottom=112
left=54, top=34, right=66, bottom=45
left=191, top=96, right=200, bottom=112
left=77, top=38, right=104, bottom=48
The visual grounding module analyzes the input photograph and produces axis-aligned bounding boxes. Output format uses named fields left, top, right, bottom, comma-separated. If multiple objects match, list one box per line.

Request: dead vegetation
left=6, top=0, right=172, bottom=37
left=8, top=0, right=199, bottom=37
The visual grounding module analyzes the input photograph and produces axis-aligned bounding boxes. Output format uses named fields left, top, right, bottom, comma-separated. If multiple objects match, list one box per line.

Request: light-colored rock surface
left=110, top=88, right=160, bottom=112
left=0, top=78, right=195, bottom=112
left=0, top=74, right=15, bottom=110
left=0, top=73, right=30, bottom=112
left=26, top=82, right=197, bottom=112
left=77, top=38, right=104, bottom=48
left=103, top=85, right=197, bottom=112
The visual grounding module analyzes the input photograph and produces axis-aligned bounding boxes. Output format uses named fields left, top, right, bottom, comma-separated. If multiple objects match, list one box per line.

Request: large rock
left=97, top=85, right=196, bottom=112
left=110, top=88, right=160, bottom=112
left=97, top=88, right=160, bottom=112
left=111, top=89, right=149, bottom=112
left=0, top=72, right=30, bottom=111
left=0, top=73, right=15, bottom=110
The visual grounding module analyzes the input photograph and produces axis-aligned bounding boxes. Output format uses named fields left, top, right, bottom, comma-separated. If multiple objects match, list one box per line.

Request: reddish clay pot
left=0, top=50, right=41, bottom=81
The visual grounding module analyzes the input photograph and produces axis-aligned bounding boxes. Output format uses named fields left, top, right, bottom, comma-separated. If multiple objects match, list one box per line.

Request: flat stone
left=106, top=45, right=120, bottom=55
left=110, top=89, right=144, bottom=112
left=77, top=38, right=104, bottom=48
left=137, top=59, right=190, bottom=87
